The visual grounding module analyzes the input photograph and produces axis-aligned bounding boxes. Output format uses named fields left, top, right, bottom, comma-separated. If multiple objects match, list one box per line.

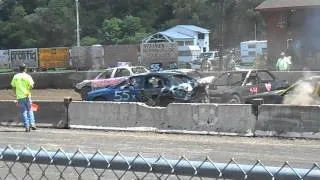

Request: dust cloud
left=282, top=71, right=320, bottom=105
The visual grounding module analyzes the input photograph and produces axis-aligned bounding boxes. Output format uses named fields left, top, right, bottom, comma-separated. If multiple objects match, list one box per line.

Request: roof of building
left=176, top=25, right=210, bottom=33
left=256, top=0, right=320, bottom=11
left=159, top=30, right=194, bottom=40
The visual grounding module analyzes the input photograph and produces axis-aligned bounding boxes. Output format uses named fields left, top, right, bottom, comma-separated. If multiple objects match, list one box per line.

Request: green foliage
left=0, top=0, right=266, bottom=49
left=102, top=16, right=147, bottom=44
left=80, top=36, right=98, bottom=46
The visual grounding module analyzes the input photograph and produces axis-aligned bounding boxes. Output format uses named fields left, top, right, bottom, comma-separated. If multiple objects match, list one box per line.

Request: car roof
left=163, top=69, right=196, bottom=73
left=131, top=71, right=182, bottom=78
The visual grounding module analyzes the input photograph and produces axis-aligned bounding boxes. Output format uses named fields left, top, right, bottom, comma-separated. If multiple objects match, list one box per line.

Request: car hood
left=91, top=77, right=127, bottom=88
left=247, top=89, right=285, bottom=98
left=76, top=77, right=127, bottom=89
left=197, top=76, right=215, bottom=84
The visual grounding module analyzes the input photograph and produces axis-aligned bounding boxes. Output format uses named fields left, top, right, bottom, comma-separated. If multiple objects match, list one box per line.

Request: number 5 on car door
left=114, top=90, right=131, bottom=101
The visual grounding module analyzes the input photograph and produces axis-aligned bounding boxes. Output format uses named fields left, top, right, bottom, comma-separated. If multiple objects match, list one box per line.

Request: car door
left=256, top=70, right=276, bottom=93
left=241, top=71, right=261, bottom=97
left=142, top=75, right=166, bottom=101
left=112, top=76, right=144, bottom=102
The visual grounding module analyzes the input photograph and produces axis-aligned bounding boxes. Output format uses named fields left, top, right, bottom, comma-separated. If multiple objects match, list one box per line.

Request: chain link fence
left=0, top=145, right=319, bottom=179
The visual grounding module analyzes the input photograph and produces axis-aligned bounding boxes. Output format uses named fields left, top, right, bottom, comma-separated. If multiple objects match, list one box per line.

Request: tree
left=0, top=0, right=266, bottom=49
left=24, top=0, right=75, bottom=47
left=102, top=17, right=123, bottom=44
left=102, top=16, right=147, bottom=44
left=80, top=36, right=98, bottom=46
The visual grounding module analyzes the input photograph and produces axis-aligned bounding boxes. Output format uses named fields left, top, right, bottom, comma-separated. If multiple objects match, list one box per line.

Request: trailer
left=240, top=40, right=267, bottom=65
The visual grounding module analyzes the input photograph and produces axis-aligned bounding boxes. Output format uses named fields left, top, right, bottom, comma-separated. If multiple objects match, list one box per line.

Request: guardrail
left=0, top=145, right=319, bottom=179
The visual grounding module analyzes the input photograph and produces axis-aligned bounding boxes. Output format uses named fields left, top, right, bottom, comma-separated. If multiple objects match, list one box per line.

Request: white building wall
left=168, top=26, right=210, bottom=53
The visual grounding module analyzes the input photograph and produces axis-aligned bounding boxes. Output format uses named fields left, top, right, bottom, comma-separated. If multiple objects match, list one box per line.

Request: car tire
left=228, top=94, right=242, bottom=104
left=80, top=86, right=91, bottom=100
left=94, top=97, right=106, bottom=101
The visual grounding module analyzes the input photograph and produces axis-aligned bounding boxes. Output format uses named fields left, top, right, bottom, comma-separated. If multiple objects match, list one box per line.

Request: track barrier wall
left=0, top=100, right=67, bottom=128
left=0, top=100, right=320, bottom=138
left=255, top=105, right=320, bottom=138
left=69, top=102, right=257, bottom=135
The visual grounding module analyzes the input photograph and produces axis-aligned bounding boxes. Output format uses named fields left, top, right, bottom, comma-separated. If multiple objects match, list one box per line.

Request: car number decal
left=114, top=90, right=131, bottom=101
left=150, top=63, right=163, bottom=72
left=249, top=86, right=258, bottom=94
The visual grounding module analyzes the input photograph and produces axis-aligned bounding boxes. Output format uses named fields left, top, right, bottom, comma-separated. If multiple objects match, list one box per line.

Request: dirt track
left=0, top=89, right=81, bottom=101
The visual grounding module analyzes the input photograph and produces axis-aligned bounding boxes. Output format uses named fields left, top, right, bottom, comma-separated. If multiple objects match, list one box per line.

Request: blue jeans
left=18, top=98, right=35, bottom=128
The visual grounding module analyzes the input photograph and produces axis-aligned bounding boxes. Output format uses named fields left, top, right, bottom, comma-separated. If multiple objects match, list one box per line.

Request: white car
left=162, top=69, right=215, bottom=84
left=74, top=66, right=149, bottom=100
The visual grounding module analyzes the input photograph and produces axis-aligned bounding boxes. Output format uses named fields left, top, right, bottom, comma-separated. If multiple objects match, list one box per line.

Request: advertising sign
left=9, top=48, right=38, bottom=69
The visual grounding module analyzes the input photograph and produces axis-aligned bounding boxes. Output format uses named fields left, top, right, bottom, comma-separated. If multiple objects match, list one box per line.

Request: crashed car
left=207, top=70, right=289, bottom=104
left=245, top=76, right=320, bottom=105
left=162, top=69, right=215, bottom=84
left=86, top=72, right=209, bottom=106
left=74, top=66, right=149, bottom=100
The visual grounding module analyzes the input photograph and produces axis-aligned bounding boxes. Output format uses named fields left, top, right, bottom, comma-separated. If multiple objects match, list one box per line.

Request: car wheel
left=228, top=94, right=241, bottom=104
left=94, top=97, right=106, bottom=101
left=80, top=86, right=91, bottom=100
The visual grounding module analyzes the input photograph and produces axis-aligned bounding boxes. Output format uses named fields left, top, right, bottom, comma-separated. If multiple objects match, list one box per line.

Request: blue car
left=86, top=72, right=209, bottom=106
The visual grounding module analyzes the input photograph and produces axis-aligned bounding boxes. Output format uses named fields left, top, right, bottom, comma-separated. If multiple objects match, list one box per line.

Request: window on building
left=177, top=41, right=184, bottom=46
left=185, top=41, right=193, bottom=45
left=248, top=44, right=256, bottom=48
left=203, top=47, right=207, bottom=52
left=178, top=51, right=192, bottom=56
left=198, top=33, right=205, bottom=39
left=248, top=51, right=256, bottom=56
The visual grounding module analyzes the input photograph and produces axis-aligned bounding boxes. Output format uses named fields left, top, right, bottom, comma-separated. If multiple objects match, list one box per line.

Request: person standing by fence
left=11, top=64, right=37, bottom=132
left=276, top=51, right=291, bottom=71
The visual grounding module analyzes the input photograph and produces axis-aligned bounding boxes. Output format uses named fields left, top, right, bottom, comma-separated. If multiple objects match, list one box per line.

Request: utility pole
left=218, top=0, right=224, bottom=72
left=255, top=22, right=257, bottom=40
left=76, top=0, right=80, bottom=47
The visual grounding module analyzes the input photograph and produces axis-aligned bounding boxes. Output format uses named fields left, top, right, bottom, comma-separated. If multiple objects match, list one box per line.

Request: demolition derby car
left=207, top=70, right=289, bottom=104
left=86, top=72, right=208, bottom=106
left=245, top=76, right=320, bottom=105
left=162, top=69, right=215, bottom=85
left=74, top=66, right=149, bottom=100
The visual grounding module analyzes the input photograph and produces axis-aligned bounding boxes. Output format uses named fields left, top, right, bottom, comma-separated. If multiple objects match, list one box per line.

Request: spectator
left=276, top=52, right=291, bottom=71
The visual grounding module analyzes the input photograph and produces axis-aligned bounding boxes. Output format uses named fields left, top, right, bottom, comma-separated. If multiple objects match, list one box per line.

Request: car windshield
left=170, top=75, right=194, bottom=86
left=131, top=67, right=148, bottom=74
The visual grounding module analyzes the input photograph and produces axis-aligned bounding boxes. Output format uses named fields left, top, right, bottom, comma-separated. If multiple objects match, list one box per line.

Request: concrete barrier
left=69, top=101, right=167, bottom=128
left=166, top=103, right=255, bottom=134
left=0, top=100, right=67, bottom=128
left=69, top=102, right=255, bottom=134
left=1, top=99, right=319, bottom=138
left=255, top=105, right=320, bottom=138
left=69, top=101, right=138, bottom=127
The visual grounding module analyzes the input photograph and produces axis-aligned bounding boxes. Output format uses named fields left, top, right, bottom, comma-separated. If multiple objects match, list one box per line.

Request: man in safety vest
left=11, top=64, right=36, bottom=132
left=276, top=52, right=291, bottom=71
